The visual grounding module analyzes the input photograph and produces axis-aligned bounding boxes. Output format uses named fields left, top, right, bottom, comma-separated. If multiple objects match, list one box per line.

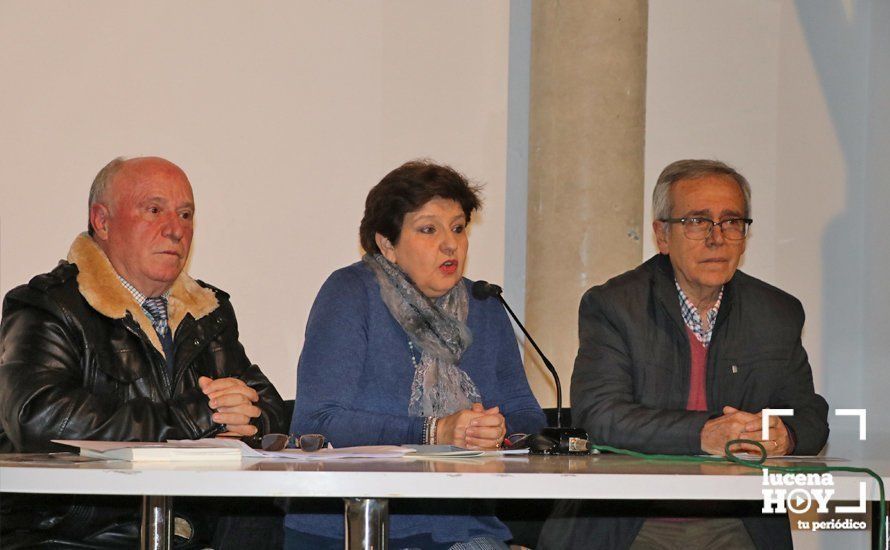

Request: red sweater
left=685, top=326, right=708, bottom=411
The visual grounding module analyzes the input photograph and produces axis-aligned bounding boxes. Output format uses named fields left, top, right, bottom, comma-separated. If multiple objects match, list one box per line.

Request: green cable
left=587, top=439, right=887, bottom=549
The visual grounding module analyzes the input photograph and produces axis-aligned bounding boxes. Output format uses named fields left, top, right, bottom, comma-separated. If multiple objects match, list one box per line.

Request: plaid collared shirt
left=675, top=280, right=722, bottom=347
left=117, top=276, right=171, bottom=328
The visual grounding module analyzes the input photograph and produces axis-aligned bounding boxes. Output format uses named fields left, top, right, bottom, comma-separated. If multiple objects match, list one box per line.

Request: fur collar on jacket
left=66, top=233, right=218, bottom=354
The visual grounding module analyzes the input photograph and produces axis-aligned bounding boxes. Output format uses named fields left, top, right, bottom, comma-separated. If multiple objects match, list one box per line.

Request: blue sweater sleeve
left=290, top=268, right=425, bottom=447
left=488, top=302, right=547, bottom=436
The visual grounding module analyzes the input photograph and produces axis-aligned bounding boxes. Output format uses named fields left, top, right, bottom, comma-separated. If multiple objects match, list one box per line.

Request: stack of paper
left=254, top=445, right=416, bottom=460
left=52, top=439, right=525, bottom=462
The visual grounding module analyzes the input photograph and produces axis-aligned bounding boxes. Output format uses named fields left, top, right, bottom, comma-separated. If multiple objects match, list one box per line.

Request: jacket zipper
left=121, top=316, right=174, bottom=397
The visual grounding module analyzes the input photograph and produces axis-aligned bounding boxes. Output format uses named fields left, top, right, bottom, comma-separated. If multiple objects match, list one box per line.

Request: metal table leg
left=141, top=495, right=172, bottom=550
left=344, top=497, right=388, bottom=550
left=872, top=499, right=888, bottom=550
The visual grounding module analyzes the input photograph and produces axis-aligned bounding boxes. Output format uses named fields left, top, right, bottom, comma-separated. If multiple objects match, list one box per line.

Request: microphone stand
left=480, top=283, right=589, bottom=455
left=494, top=296, right=563, bottom=428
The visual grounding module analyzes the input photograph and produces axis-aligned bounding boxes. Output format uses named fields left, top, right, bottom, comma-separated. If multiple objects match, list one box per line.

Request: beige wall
left=0, top=1, right=512, bottom=398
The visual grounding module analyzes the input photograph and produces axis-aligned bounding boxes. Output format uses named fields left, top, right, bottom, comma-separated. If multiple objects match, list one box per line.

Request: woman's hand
left=465, top=404, right=506, bottom=450
left=437, top=403, right=506, bottom=450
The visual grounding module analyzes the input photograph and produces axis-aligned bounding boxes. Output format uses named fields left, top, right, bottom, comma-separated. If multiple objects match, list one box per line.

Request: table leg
left=872, top=499, right=888, bottom=550
left=140, top=495, right=172, bottom=550
left=344, top=497, right=388, bottom=550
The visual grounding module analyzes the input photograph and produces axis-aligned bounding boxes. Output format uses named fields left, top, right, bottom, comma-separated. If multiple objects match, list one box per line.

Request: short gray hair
left=87, top=157, right=127, bottom=235
left=652, top=159, right=751, bottom=221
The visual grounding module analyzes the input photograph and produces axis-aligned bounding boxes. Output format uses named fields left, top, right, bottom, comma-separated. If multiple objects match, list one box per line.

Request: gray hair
left=652, top=159, right=751, bottom=222
left=87, top=157, right=127, bottom=235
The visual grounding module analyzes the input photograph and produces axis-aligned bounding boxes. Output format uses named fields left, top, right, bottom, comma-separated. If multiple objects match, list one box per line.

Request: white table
left=2, top=453, right=888, bottom=549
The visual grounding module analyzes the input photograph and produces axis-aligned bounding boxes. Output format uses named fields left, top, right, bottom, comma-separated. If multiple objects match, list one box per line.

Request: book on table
left=52, top=439, right=243, bottom=461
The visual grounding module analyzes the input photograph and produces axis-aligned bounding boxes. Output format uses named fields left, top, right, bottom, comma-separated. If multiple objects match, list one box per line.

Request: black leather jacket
left=0, top=237, right=286, bottom=451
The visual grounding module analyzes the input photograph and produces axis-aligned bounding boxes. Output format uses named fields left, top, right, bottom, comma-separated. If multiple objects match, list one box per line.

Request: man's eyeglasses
left=661, top=217, right=753, bottom=241
left=260, top=433, right=326, bottom=452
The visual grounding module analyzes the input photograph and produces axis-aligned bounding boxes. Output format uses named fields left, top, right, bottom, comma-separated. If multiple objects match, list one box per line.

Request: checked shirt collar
left=675, top=280, right=722, bottom=347
left=117, top=276, right=172, bottom=337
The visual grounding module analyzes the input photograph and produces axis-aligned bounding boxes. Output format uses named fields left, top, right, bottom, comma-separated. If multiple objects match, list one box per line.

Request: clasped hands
left=198, top=376, right=262, bottom=437
left=436, top=403, right=506, bottom=450
left=700, top=405, right=792, bottom=457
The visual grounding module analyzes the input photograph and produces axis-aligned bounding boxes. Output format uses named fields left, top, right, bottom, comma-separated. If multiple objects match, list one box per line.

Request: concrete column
left=526, top=0, right=648, bottom=407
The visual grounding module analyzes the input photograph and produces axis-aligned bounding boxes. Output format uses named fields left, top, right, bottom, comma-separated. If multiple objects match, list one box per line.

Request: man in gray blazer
left=541, top=159, right=829, bottom=550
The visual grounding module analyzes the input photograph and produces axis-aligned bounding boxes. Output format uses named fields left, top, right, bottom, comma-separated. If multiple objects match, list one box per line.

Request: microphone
left=472, top=280, right=588, bottom=454
left=472, top=281, right=503, bottom=298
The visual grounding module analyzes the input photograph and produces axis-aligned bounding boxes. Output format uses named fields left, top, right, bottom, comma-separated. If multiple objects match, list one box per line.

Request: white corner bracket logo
left=761, top=408, right=794, bottom=440
left=835, top=409, right=867, bottom=440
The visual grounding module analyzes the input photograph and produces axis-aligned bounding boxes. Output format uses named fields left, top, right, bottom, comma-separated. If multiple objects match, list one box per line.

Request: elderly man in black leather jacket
left=0, top=156, right=287, bottom=548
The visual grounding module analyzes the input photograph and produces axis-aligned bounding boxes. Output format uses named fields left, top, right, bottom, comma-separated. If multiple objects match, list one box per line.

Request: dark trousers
left=0, top=493, right=283, bottom=550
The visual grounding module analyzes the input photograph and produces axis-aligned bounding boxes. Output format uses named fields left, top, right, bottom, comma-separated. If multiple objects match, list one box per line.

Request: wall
left=0, top=1, right=512, bottom=398
left=862, top=0, right=890, bottom=459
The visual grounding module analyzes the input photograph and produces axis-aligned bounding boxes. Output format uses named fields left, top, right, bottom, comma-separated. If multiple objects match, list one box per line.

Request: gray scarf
left=363, top=254, right=482, bottom=417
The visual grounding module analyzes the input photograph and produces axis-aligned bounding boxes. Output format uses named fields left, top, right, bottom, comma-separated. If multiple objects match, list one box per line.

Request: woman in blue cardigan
left=284, top=160, right=546, bottom=549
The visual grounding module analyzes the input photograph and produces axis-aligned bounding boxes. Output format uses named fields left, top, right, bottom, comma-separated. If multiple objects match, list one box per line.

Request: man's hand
left=198, top=376, right=261, bottom=437
left=739, top=410, right=793, bottom=456
left=701, top=406, right=793, bottom=456
left=436, top=403, right=506, bottom=450
left=700, top=406, right=762, bottom=455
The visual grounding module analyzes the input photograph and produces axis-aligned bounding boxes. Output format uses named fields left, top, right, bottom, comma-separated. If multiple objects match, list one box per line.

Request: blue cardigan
left=285, top=262, right=545, bottom=543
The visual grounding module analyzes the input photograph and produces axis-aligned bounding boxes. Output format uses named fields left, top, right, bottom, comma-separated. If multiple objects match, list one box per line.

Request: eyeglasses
left=260, top=433, right=326, bottom=452
left=661, top=217, right=753, bottom=241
